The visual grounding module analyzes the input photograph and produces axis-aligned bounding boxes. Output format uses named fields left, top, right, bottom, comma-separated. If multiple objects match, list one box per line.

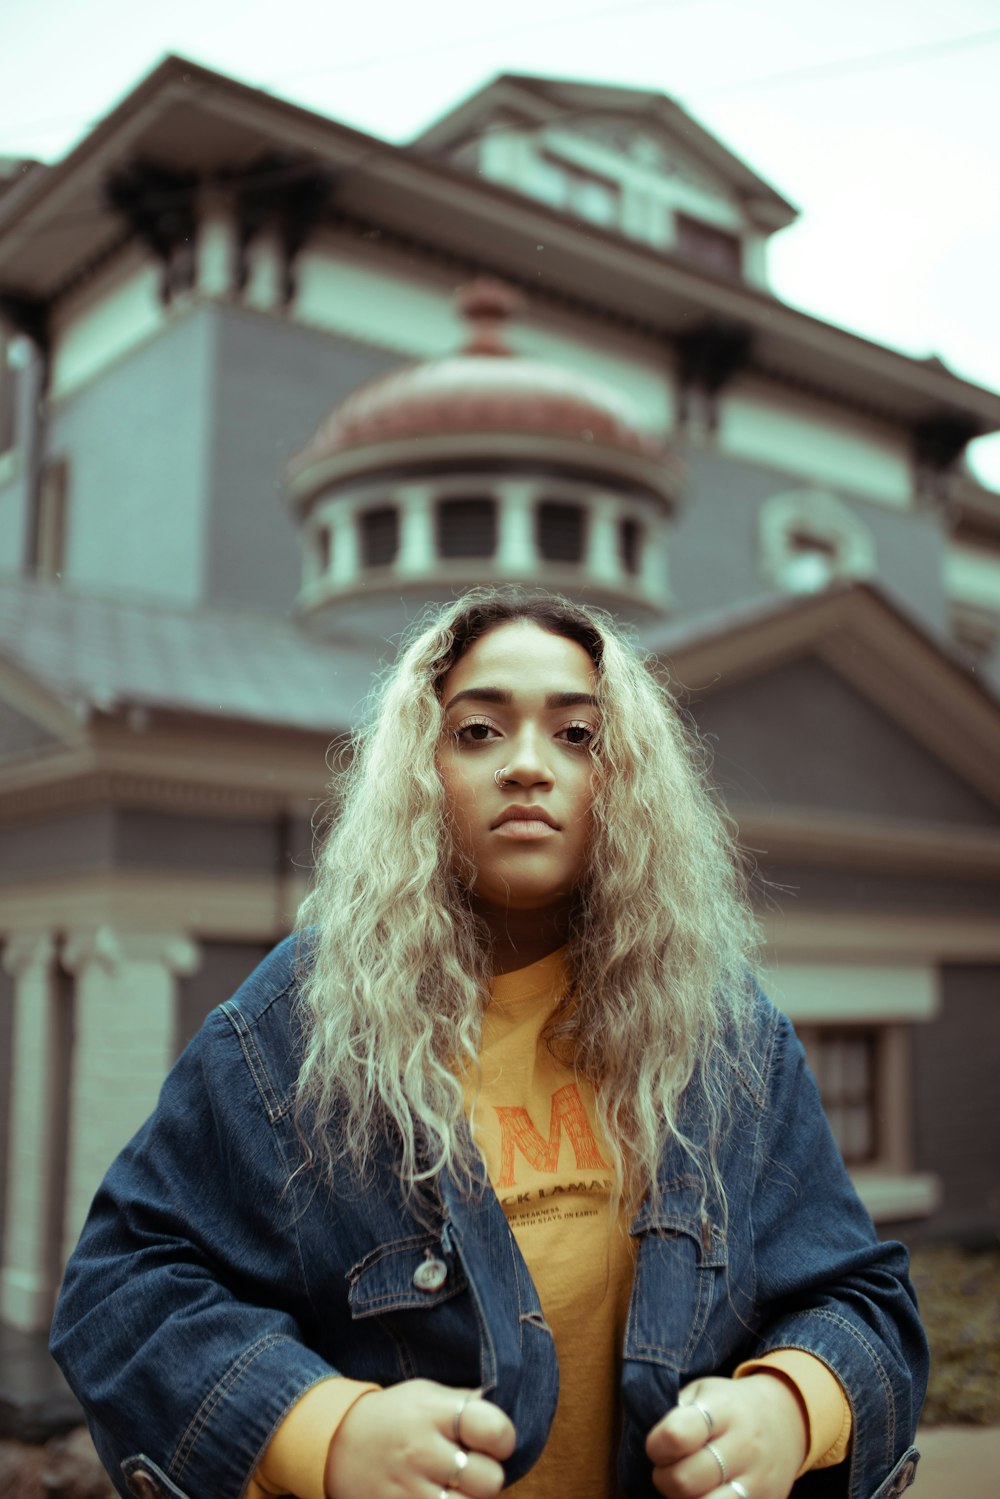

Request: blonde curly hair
left=294, top=589, right=759, bottom=1217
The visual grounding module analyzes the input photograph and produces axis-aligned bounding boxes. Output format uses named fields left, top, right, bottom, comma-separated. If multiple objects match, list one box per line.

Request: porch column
left=1, top=933, right=61, bottom=1332
left=60, top=929, right=199, bottom=1267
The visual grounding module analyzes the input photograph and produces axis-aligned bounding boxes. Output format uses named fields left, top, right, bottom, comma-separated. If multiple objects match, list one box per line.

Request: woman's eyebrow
left=444, top=687, right=598, bottom=711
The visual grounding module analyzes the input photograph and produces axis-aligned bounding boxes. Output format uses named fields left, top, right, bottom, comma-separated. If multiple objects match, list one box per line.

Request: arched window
left=760, top=489, right=875, bottom=593
left=359, top=505, right=399, bottom=568
left=537, top=500, right=585, bottom=563
left=437, top=496, right=497, bottom=558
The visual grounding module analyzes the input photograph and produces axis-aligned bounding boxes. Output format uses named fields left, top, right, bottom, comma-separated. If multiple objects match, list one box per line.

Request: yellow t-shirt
left=255, top=949, right=852, bottom=1496
left=469, top=949, right=636, bottom=1496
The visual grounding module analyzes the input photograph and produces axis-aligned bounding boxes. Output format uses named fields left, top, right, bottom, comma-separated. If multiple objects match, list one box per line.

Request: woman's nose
left=502, top=726, right=554, bottom=786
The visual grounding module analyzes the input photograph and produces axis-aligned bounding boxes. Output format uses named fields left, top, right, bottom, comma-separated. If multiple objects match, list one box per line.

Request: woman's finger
left=446, top=1392, right=516, bottom=1462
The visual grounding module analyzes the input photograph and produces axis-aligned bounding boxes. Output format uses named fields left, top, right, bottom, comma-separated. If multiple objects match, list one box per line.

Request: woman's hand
left=325, top=1380, right=516, bottom=1499
left=646, top=1374, right=807, bottom=1499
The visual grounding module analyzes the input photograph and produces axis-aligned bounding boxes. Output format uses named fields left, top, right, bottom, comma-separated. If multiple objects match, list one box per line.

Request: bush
left=909, top=1245, right=1000, bottom=1425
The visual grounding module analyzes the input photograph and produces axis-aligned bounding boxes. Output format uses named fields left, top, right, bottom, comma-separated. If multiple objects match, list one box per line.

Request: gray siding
left=752, top=865, right=1000, bottom=917
left=176, top=939, right=274, bottom=1055
left=0, top=808, right=297, bottom=882
left=670, top=442, right=951, bottom=638
left=0, top=701, right=61, bottom=762
left=0, top=959, right=12, bottom=1274
left=206, top=309, right=399, bottom=615
left=691, top=657, right=1000, bottom=825
left=911, top=965, right=1000, bottom=1243
left=47, top=311, right=215, bottom=606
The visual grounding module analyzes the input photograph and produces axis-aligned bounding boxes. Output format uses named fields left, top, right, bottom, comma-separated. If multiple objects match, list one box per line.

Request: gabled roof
left=412, top=72, right=798, bottom=232
left=0, top=56, right=998, bottom=433
left=0, top=576, right=375, bottom=738
left=645, top=580, right=1000, bottom=808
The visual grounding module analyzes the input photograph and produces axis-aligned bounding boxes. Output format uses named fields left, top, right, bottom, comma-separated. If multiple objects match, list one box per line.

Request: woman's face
left=437, top=619, right=599, bottom=919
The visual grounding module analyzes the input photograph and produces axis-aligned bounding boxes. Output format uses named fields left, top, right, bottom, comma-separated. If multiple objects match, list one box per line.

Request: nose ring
left=494, top=768, right=512, bottom=788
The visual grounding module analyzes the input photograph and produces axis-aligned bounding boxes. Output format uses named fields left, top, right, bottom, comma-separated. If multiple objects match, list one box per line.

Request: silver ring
left=729, top=1483, right=749, bottom=1499
left=447, top=1448, right=469, bottom=1488
left=494, top=768, right=508, bottom=787
left=690, top=1399, right=713, bottom=1436
left=439, top=1491, right=451, bottom=1499
left=453, top=1393, right=472, bottom=1444
left=706, top=1442, right=728, bottom=1484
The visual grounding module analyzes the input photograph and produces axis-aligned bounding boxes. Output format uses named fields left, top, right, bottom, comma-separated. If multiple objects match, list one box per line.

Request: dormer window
left=438, top=496, right=497, bottom=558
left=674, top=213, right=742, bottom=278
left=532, top=152, right=620, bottom=228
left=760, top=489, right=875, bottom=594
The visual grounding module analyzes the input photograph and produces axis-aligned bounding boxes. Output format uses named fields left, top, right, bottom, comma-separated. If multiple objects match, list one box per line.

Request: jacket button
left=130, top=1473, right=162, bottom=1499
left=412, top=1257, right=448, bottom=1292
left=896, top=1459, right=917, bottom=1489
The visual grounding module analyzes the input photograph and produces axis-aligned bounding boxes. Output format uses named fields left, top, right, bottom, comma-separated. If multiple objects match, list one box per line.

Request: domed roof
left=289, top=279, right=662, bottom=478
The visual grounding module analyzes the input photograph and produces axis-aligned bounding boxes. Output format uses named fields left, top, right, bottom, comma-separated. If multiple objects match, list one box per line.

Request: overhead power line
left=2, top=17, right=999, bottom=152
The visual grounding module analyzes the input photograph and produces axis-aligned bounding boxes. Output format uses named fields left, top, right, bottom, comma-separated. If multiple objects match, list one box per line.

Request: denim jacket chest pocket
left=626, top=1177, right=728, bottom=1370
left=343, top=1231, right=483, bottom=1389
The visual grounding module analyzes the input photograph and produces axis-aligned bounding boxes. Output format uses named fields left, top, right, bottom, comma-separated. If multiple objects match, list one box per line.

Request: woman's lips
left=492, top=818, right=559, bottom=840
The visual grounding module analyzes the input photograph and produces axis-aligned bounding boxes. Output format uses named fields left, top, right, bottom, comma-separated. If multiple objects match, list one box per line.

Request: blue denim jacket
left=51, top=938, right=927, bottom=1499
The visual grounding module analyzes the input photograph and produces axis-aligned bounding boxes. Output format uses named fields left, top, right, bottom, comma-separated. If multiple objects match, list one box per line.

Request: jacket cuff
left=253, top=1377, right=381, bottom=1499
left=733, top=1349, right=852, bottom=1473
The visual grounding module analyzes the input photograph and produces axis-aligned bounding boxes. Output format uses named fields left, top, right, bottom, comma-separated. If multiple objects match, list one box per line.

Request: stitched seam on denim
left=169, top=1332, right=287, bottom=1480
left=796, top=1308, right=894, bottom=1471
left=220, top=1000, right=288, bottom=1123
left=351, top=1283, right=466, bottom=1311
left=347, top=1234, right=439, bottom=1281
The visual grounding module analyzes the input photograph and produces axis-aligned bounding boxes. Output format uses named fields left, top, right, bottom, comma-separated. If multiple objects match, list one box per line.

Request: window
left=532, top=153, right=620, bottom=228
left=618, top=517, right=643, bottom=577
left=760, top=489, right=876, bottom=594
left=537, top=501, right=585, bottom=563
left=34, top=458, right=69, bottom=580
left=437, top=497, right=496, bottom=559
left=674, top=214, right=742, bottom=278
left=315, top=525, right=332, bottom=574
left=798, top=1026, right=880, bottom=1165
left=359, top=506, right=399, bottom=568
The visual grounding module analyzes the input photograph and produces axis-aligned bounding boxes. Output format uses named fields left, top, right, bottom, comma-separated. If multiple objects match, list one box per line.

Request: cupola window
left=618, top=516, right=643, bottom=577
left=359, top=505, right=399, bottom=568
left=537, top=500, right=585, bottom=563
left=437, top=496, right=497, bottom=558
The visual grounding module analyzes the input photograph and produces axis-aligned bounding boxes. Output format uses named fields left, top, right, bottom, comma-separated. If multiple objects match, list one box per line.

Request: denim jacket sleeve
left=743, top=1006, right=928, bottom=1499
left=50, top=995, right=337, bottom=1499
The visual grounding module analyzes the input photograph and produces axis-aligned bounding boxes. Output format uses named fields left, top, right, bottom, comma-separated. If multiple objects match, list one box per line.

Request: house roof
left=412, top=72, right=798, bottom=232
left=643, top=579, right=1000, bottom=807
left=0, top=56, right=998, bottom=434
left=0, top=577, right=376, bottom=737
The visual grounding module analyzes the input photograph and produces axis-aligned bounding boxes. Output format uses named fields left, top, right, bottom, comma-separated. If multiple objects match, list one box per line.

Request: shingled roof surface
left=0, top=577, right=377, bottom=732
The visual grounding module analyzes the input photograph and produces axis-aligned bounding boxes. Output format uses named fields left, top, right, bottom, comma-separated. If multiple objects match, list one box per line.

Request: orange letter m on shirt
left=493, top=1083, right=609, bottom=1189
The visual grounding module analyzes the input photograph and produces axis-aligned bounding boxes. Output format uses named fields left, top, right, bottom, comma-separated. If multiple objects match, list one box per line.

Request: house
left=0, top=59, right=998, bottom=1340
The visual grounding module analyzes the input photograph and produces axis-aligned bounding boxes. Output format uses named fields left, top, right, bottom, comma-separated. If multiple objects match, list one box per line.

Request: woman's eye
left=559, top=722, right=595, bottom=748
left=454, top=719, right=500, bottom=744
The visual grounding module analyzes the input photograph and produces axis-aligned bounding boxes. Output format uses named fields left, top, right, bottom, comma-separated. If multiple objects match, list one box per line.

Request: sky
left=3, top=0, right=1000, bottom=487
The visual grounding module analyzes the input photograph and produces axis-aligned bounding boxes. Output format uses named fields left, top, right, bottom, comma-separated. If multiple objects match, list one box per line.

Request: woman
left=51, top=590, right=927, bottom=1499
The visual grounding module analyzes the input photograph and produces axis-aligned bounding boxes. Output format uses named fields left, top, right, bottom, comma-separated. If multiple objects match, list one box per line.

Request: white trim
left=850, top=1170, right=941, bottom=1223
left=763, top=960, right=940, bottom=1023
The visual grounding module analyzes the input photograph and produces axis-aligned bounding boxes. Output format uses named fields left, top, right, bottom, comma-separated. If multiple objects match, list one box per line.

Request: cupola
left=287, top=279, right=681, bottom=631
